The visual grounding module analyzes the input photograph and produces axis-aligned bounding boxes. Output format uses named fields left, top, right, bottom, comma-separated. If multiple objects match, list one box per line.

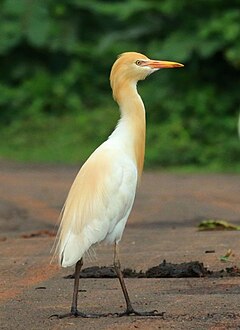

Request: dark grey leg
left=50, top=258, right=106, bottom=318
left=50, top=246, right=164, bottom=319
left=113, top=243, right=164, bottom=317
left=70, top=258, right=83, bottom=315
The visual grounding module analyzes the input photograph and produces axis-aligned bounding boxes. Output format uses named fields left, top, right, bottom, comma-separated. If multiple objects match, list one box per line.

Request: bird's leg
left=50, top=247, right=164, bottom=319
left=50, top=258, right=84, bottom=318
left=50, top=258, right=106, bottom=319
left=70, top=258, right=83, bottom=316
left=113, top=243, right=164, bottom=317
left=113, top=243, right=135, bottom=314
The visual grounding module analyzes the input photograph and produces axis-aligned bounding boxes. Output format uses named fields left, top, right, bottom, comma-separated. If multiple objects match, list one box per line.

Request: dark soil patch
left=145, top=260, right=206, bottom=277
left=64, top=260, right=240, bottom=279
left=21, top=230, right=56, bottom=238
left=208, top=266, right=240, bottom=278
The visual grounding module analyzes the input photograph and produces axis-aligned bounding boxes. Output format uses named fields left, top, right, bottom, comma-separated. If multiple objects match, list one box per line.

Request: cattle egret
left=53, top=52, right=184, bottom=318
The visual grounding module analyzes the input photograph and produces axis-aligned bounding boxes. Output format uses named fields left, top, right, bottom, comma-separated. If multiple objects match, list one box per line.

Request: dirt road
left=1, top=162, right=240, bottom=329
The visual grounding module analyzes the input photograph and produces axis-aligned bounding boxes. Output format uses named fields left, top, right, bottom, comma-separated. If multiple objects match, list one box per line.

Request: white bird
left=53, top=52, right=183, bottom=318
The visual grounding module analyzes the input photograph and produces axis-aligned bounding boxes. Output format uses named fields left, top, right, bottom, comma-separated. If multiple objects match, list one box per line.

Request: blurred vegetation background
left=0, top=0, right=239, bottom=170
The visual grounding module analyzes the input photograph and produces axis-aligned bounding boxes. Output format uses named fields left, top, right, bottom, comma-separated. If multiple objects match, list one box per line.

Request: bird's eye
left=135, top=60, right=142, bottom=66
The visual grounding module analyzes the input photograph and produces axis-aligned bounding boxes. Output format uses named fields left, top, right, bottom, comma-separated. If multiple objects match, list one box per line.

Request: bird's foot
left=49, top=308, right=165, bottom=319
left=112, top=307, right=165, bottom=318
left=49, top=308, right=112, bottom=319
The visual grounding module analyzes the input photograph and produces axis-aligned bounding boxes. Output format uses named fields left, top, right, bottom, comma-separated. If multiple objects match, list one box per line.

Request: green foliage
left=0, top=0, right=239, bottom=169
left=198, top=220, right=240, bottom=231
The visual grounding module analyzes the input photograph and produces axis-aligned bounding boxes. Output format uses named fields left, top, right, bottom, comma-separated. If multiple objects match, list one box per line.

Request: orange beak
left=144, top=60, right=184, bottom=69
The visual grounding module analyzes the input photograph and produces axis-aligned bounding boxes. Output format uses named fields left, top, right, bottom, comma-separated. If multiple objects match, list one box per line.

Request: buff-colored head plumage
left=110, top=52, right=151, bottom=101
left=110, top=52, right=184, bottom=102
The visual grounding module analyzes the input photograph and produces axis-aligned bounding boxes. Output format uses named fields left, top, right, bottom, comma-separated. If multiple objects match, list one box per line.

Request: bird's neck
left=111, top=81, right=146, bottom=180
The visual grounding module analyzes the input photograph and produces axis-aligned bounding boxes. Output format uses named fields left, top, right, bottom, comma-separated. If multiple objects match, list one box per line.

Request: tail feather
left=60, top=232, right=91, bottom=267
left=60, top=220, right=109, bottom=267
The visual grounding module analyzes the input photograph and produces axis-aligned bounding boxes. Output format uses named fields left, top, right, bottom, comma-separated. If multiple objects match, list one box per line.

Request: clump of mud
left=65, top=260, right=207, bottom=279
left=145, top=260, right=207, bottom=278
left=64, top=260, right=240, bottom=279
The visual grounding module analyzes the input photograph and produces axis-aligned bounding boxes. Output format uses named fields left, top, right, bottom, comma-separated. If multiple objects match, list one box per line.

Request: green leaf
left=198, top=220, right=240, bottom=231
left=25, top=4, right=50, bottom=46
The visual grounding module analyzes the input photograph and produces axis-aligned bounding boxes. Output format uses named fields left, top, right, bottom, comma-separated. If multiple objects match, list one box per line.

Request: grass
left=0, top=113, right=239, bottom=173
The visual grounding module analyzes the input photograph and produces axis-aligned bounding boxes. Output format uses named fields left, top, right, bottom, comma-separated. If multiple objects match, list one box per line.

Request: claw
left=113, top=309, right=165, bottom=317
left=49, top=313, right=73, bottom=319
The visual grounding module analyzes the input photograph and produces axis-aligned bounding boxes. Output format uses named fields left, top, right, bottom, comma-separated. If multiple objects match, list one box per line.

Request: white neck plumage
left=110, top=81, right=146, bottom=181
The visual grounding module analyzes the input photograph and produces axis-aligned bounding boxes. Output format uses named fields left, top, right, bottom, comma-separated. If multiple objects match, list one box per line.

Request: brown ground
left=0, top=162, right=240, bottom=330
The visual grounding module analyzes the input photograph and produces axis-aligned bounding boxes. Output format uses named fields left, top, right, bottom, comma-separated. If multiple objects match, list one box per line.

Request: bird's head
left=110, top=52, right=184, bottom=101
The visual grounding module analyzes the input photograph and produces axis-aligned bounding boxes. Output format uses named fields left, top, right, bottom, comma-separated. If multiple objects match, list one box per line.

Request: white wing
left=56, top=142, right=137, bottom=267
